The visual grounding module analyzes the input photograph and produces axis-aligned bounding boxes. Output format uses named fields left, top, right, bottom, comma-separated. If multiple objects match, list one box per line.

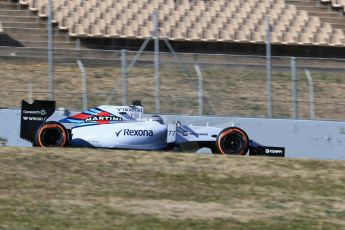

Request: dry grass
left=0, top=147, right=345, bottom=229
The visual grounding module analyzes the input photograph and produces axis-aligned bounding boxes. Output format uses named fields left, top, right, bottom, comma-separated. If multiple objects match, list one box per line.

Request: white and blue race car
left=20, top=100, right=285, bottom=157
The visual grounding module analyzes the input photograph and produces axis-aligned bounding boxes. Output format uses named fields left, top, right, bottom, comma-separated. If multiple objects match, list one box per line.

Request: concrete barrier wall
left=1, top=109, right=344, bottom=160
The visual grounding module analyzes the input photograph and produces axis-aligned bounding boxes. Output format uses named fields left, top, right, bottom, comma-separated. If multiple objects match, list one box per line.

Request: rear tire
left=216, top=127, right=249, bottom=155
left=34, top=121, right=69, bottom=147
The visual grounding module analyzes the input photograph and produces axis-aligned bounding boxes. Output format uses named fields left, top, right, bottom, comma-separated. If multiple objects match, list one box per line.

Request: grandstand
left=0, top=0, right=344, bottom=56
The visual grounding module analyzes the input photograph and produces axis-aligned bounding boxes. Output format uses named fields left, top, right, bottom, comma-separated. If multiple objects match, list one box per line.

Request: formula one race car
left=20, top=100, right=285, bottom=157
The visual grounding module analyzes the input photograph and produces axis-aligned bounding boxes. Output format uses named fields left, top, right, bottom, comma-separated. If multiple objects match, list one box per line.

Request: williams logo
left=115, top=129, right=153, bottom=137
left=22, top=116, right=43, bottom=121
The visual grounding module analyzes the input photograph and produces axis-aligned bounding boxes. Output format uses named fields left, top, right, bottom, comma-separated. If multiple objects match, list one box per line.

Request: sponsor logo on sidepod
left=85, top=116, right=123, bottom=122
left=115, top=129, right=153, bottom=137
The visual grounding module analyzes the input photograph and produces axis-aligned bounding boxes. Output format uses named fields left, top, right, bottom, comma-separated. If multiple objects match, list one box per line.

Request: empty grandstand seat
left=250, top=31, right=265, bottom=43
left=282, top=32, right=297, bottom=44
left=314, top=33, right=329, bottom=45
left=330, top=28, right=345, bottom=46
left=122, top=26, right=137, bottom=38
left=271, top=34, right=282, bottom=44
left=17, top=0, right=345, bottom=47
left=234, top=31, right=249, bottom=42
left=298, top=33, right=313, bottom=45
left=138, top=27, right=151, bottom=38
left=218, top=30, right=234, bottom=42
left=88, top=24, right=103, bottom=37
left=70, top=23, right=86, bottom=37
left=186, top=29, right=200, bottom=41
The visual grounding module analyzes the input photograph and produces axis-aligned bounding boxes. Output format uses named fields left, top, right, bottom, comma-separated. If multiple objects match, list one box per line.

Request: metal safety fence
left=0, top=46, right=344, bottom=120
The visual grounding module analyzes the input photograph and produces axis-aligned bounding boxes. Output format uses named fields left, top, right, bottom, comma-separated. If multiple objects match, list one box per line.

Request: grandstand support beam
left=153, top=11, right=160, bottom=114
left=291, top=57, right=298, bottom=119
left=77, top=60, right=87, bottom=111
left=194, top=65, right=204, bottom=116
left=265, top=16, right=272, bottom=118
left=47, top=0, right=55, bottom=101
left=121, top=49, right=128, bottom=106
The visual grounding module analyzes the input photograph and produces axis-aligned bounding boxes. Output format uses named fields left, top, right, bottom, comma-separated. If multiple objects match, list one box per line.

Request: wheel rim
left=222, top=133, right=244, bottom=154
left=40, top=128, right=64, bottom=146
left=218, top=128, right=249, bottom=155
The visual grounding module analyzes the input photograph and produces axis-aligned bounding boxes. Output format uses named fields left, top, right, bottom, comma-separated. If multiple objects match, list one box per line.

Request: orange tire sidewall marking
left=217, top=128, right=248, bottom=155
left=37, top=124, right=67, bottom=147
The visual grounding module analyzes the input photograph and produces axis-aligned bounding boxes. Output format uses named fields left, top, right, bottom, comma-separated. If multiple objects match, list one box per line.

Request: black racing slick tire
left=34, top=121, right=69, bottom=147
left=216, top=127, right=249, bottom=155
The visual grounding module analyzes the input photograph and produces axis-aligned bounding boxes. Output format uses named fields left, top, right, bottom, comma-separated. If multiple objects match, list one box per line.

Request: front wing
left=249, top=140, right=285, bottom=157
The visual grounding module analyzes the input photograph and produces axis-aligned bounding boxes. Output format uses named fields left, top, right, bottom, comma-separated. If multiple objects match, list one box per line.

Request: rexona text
left=115, top=129, right=154, bottom=137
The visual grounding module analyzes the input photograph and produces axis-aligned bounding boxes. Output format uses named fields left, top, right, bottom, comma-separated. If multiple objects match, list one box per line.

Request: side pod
left=248, top=140, right=285, bottom=157
left=20, top=100, right=56, bottom=143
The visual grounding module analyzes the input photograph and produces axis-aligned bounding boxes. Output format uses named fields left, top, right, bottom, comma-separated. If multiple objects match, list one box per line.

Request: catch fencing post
left=304, top=69, right=315, bottom=120
left=76, top=38, right=80, bottom=50
left=47, top=0, right=55, bottom=101
left=153, top=11, right=160, bottom=114
left=121, top=49, right=128, bottom=106
left=77, top=60, right=87, bottom=110
left=194, top=65, right=203, bottom=115
left=291, top=57, right=298, bottom=119
left=28, top=82, right=32, bottom=103
left=265, top=16, right=272, bottom=118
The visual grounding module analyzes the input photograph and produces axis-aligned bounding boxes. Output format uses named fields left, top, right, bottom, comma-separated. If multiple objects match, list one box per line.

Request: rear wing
left=20, top=100, right=56, bottom=143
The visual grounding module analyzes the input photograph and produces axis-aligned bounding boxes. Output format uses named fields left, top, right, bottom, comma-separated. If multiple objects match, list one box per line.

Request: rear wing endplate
left=20, top=100, right=56, bottom=143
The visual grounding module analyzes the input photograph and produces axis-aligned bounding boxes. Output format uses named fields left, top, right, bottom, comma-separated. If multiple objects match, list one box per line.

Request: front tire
left=34, top=121, right=69, bottom=147
left=216, top=127, right=249, bottom=155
